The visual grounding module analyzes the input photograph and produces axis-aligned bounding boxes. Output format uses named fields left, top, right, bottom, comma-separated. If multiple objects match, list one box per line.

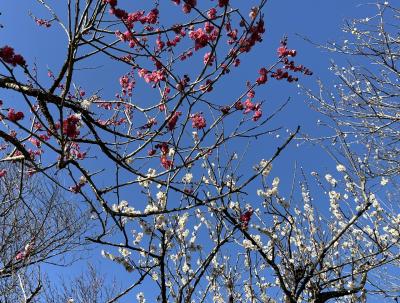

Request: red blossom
left=243, top=99, right=255, bottom=114
left=140, top=118, right=157, bottom=130
left=70, top=182, right=85, bottom=193
left=0, top=169, right=6, bottom=177
left=148, top=149, right=156, bottom=156
left=34, top=17, right=51, bottom=27
left=103, top=0, right=117, bottom=7
left=200, top=79, right=213, bottom=92
left=166, top=111, right=182, bottom=131
left=252, top=110, right=262, bottom=121
left=155, top=142, right=169, bottom=155
left=189, top=28, right=209, bottom=50
left=256, top=67, right=268, bottom=85
left=7, top=109, right=24, bottom=122
left=239, top=208, right=253, bottom=228
left=218, top=0, right=229, bottom=7
left=234, top=101, right=244, bottom=110
left=191, top=113, right=206, bottom=129
left=182, top=0, right=196, bottom=14
left=156, top=35, right=165, bottom=51
left=29, top=137, right=41, bottom=148
left=119, top=74, right=135, bottom=96
left=203, top=52, right=215, bottom=66
left=142, top=8, right=159, bottom=24
left=62, top=115, right=80, bottom=138
left=221, top=106, right=230, bottom=114
left=110, top=7, right=128, bottom=19
left=238, top=19, right=265, bottom=53
left=207, top=8, right=217, bottom=19
left=0, top=46, right=26, bottom=67
left=161, top=155, right=173, bottom=169
left=204, top=22, right=214, bottom=33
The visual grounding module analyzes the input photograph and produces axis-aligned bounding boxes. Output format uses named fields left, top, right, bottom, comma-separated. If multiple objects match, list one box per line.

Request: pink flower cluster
left=138, top=69, right=165, bottom=87
left=189, top=27, right=218, bottom=51
left=271, top=39, right=313, bottom=82
left=68, top=142, right=87, bottom=160
left=34, top=17, right=51, bottom=27
left=70, top=182, right=85, bottom=193
left=277, top=46, right=296, bottom=58
left=203, top=52, right=215, bottom=66
left=119, top=74, right=135, bottom=96
left=15, top=240, right=35, bottom=261
left=235, top=98, right=262, bottom=122
left=62, top=115, right=81, bottom=139
left=182, top=0, right=197, bottom=14
left=0, top=46, right=26, bottom=67
left=191, top=113, right=206, bottom=129
left=238, top=19, right=265, bottom=53
left=256, top=67, right=268, bottom=85
left=155, top=142, right=173, bottom=169
left=106, top=0, right=159, bottom=29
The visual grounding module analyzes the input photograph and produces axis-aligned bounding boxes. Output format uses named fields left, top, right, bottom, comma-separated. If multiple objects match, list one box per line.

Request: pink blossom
left=191, top=113, right=206, bottom=129
left=252, top=110, right=262, bottom=121
left=203, top=52, right=215, bottom=66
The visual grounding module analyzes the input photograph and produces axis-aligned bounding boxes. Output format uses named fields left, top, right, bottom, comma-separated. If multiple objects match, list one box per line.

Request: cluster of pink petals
left=62, top=115, right=81, bottom=138
left=191, top=113, right=206, bottom=129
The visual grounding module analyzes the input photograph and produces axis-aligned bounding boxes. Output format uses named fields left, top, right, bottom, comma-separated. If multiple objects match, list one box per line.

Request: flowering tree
left=301, top=2, right=400, bottom=301
left=0, top=163, right=87, bottom=302
left=1, top=0, right=399, bottom=302
left=305, top=2, right=400, bottom=182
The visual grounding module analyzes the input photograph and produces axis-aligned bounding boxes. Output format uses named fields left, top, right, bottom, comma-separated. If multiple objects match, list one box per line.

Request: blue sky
left=0, top=1, right=388, bottom=302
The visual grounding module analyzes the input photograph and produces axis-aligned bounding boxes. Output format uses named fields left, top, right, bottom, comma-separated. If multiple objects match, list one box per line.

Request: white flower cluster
left=156, top=191, right=167, bottom=207
left=329, top=191, right=342, bottom=220
left=132, top=230, right=144, bottom=245
left=302, top=185, right=315, bottom=224
left=336, top=164, right=346, bottom=172
left=258, top=159, right=272, bottom=177
left=119, top=247, right=131, bottom=258
left=182, top=172, right=193, bottom=184
left=325, top=174, right=337, bottom=187
left=81, top=99, right=92, bottom=110
left=155, top=214, right=166, bottom=230
left=136, top=292, right=146, bottom=303
left=257, top=177, right=279, bottom=199
left=225, top=174, right=236, bottom=189
left=137, top=168, right=157, bottom=188
left=112, top=200, right=140, bottom=216
left=380, top=177, right=389, bottom=186
left=243, top=234, right=262, bottom=250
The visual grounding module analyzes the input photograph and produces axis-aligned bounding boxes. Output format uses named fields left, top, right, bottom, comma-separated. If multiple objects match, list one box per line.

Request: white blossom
left=182, top=173, right=193, bottom=184
left=336, top=164, right=346, bottom=172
